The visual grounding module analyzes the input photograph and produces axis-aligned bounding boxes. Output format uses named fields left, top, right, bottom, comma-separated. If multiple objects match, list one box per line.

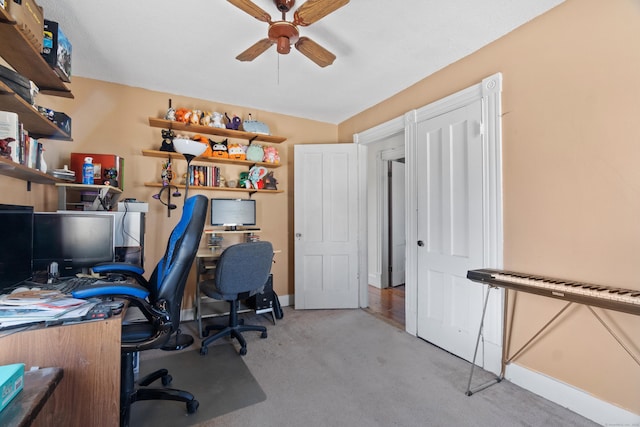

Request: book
left=0, top=111, right=19, bottom=162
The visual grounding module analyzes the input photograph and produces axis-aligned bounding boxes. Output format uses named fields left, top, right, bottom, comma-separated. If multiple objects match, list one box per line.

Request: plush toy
left=200, top=111, right=212, bottom=126
left=247, top=165, right=267, bottom=189
left=210, top=138, right=228, bottom=158
left=238, top=171, right=249, bottom=189
left=227, top=143, right=246, bottom=160
left=225, top=113, right=242, bottom=130
left=175, top=108, right=190, bottom=123
left=246, top=143, right=264, bottom=162
left=262, top=146, right=280, bottom=163
left=211, top=112, right=225, bottom=128
left=189, top=109, right=201, bottom=125
left=263, top=171, right=278, bottom=190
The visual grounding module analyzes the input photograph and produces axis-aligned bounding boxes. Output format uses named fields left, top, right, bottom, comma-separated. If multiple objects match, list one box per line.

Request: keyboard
left=44, top=277, right=102, bottom=294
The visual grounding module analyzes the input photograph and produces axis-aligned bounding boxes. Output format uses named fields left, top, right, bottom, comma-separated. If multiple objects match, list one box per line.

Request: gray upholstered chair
left=199, top=241, right=273, bottom=356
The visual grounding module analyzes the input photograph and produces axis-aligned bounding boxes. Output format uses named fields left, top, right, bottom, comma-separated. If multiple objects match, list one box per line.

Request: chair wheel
left=261, top=331, right=268, bottom=339
left=239, top=347, right=247, bottom=356
left=187, top=399, right=199, bottom=414
left=161, top=374, right=172, bottom=386
left=200, top=346, right=208, bottom=356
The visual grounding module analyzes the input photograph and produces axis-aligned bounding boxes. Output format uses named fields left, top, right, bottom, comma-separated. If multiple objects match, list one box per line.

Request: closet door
left=415, top=100, right=484, bottom=362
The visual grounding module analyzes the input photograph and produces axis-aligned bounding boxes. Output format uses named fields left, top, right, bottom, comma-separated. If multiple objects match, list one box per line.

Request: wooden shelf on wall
left=0, top=81, right=71, bottom=140
left=143, top=181, right=283, bottom=194
left=0, top=156, right=63, bottom=185
left=148, top=118, right=286, bottom=144
left=141, top=149, right=282, bottom=168
left=0, top=9, right=73, bottom=98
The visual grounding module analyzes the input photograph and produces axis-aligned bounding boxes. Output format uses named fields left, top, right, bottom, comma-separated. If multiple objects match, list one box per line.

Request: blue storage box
left=0, top=363, right=25, bottom=412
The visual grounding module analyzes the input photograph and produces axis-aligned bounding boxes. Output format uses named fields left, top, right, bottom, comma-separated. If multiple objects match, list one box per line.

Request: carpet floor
left=133, top=307, right=599, bottom=427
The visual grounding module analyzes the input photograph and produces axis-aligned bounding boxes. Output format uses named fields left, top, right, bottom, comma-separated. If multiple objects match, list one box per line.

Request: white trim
left=506, top=364, right=640, bottom=426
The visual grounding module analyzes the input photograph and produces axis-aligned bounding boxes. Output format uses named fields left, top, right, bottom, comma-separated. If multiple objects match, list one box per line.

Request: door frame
left=355, top=73, right=503, bottom=372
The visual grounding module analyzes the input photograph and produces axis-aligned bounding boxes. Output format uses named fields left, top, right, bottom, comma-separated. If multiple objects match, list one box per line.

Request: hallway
left=365, top=285, right=405, bottom=329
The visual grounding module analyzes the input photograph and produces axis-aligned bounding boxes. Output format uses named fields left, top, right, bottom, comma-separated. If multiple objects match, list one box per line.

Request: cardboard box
left=70, top=153, right=124, bottom=190
left=0, top=363, right=24, bottom=413
left=7, top=0, right=44, bottom=51
left=42, top=19, right=71, bottom=82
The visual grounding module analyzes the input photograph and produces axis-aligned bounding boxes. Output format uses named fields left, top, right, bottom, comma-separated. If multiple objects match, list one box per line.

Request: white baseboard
left=506, top=363, right=640, bottom=426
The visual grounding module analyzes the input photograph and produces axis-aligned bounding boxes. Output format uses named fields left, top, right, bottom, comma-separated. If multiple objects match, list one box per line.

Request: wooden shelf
left=143, top=181, right=283, bottom=194
left=141, top=149, right=282, bottom=168
left=55, top=183, right=123, bottom=210
left=148, top=117, right=286, bottom=144
left=0, top=156, right=63, bottom=185
left=0, top=81, right=71, bottom=140
left=0, top=9, right=73, bottom=98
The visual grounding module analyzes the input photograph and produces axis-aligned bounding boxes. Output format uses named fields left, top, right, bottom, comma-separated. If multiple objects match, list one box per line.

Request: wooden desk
left=0, top=317, right=121, bottom=426
left=0, top=367, right=63, bottom=427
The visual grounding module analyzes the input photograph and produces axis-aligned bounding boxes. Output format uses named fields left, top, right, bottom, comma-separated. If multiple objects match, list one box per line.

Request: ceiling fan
left=228, top=0, right=349, bottom=67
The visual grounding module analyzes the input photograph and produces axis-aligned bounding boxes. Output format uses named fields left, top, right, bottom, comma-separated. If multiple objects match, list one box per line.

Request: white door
left=416, top=100, right=485, bottom=362
left=294, top=144, right=362, bottom=309
left=390, top=160, right=406, bottom=287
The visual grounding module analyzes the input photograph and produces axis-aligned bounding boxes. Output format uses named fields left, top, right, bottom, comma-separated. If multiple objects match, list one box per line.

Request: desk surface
left=0, top=367, right=63, bottom=427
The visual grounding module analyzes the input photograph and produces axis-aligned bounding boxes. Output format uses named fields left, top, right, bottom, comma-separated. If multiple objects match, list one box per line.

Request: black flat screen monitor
left=33, top=212, right=115, bottom=277
left=0, top=204, right=33, bottom=292
left=210, top=198, right=256, bottom=230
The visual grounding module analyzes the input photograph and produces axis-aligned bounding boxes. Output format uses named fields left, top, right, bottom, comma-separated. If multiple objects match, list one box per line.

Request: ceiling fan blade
left=293, top=0, right=349, bottom=26
left=227, top=0, right=272, bottom=23
left=295, top=36, right=336, bottom=67
left=236, top=39, right=275, bottom=62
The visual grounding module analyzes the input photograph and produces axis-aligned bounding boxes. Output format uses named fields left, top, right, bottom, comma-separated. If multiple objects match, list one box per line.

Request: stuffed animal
left=225, top=113, right=242, bottom=130
left=262, top=146, right=280, bottom=163
left=246, top=143, right=264, bottom=162
left=200, top=111, right=212, bottom=126
left=247, top=166, right=268, bottom=189
left=263, top=171, right=278, bottom=190
left=211, top=112, right=225, bottom=128
left=159, top=129, right=176, bottom=152
left=227, top=143, right=246, bottom=160
left=175, top=108, right=190, bottom=123
left=210, top=138, right=228, bottom=158
left=189, top=109, right=201, bottom=125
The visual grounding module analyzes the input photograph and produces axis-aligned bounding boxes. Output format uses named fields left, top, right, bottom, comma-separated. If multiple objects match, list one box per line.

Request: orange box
left=70, top=153, right=124, bottom=190
left=6, top=0, right=44, bottom=51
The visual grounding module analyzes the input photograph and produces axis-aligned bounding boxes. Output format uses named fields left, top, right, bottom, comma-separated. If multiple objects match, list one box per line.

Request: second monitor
left=210, top=198, right=256, bottom=231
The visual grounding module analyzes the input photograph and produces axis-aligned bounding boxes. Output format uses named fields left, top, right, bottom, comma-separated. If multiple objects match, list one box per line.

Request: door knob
left=417, top=240, right=424, bottom=247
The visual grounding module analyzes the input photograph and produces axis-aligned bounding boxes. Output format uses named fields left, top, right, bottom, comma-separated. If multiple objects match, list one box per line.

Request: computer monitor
left=210, top=198, right=256, bottom=230
left=0, top=204, right=33, bottom=292
left=32, top=212, right=115, bottom=277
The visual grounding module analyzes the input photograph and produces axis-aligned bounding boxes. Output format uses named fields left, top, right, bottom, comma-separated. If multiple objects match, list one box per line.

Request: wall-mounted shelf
left=0, top=81, right=71, bottom=140
left=148, top=118, right=286, bottom=144
left=0, top=156, right=62, bottom=187
left=55, top=183, right=123, bottom=211
left=143, top=181, right=283, bottom=194
left=0, top=9, right=73, bottom=98
left=141, top=149, right=281, bottom=168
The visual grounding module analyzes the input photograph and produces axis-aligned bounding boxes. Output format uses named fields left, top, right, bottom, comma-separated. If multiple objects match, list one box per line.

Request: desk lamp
left=173, top=138, right=207, bottom=201
left=162, top=138, right=207, bottom=351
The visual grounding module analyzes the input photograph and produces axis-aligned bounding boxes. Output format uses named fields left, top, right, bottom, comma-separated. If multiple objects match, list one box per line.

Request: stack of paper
left=0, top=290, right=94, bottom=329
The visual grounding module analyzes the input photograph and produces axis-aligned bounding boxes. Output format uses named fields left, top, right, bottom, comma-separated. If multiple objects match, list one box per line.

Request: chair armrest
left=91, top=262, right=147, bottom=288
left=71, top=282, right=150, bottom=300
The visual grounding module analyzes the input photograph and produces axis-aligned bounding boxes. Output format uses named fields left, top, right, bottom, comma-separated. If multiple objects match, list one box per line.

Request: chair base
left=161, top=328, right=195, bottom=351
left=121, top=352, right=199, bottom=427
left=200, top=300, right=267, bottom=356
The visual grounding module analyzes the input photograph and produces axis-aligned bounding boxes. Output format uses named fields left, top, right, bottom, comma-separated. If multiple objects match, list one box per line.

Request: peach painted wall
left=339, top=0, right=640, bottom=415
left=1, top=77, right=337, bottom=309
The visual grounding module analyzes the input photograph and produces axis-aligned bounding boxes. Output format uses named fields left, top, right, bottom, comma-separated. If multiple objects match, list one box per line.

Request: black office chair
left=73, top=195, right=208, bottom=427
left=199, top=241, right=274, bottom=356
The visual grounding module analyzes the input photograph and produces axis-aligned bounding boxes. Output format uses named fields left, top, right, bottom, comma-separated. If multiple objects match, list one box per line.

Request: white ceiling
left=37, top=0, right=564, bottom=124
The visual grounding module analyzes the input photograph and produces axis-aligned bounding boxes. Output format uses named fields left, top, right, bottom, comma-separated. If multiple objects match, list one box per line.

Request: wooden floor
left=366, top=284, right=405, bottom=329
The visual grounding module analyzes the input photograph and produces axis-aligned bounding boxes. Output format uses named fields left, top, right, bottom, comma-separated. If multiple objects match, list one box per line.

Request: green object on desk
left=0, top=363, right=24, bottom=412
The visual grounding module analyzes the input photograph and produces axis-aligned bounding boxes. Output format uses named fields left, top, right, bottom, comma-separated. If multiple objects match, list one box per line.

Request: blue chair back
left=148, top=195, right=207, bottom=327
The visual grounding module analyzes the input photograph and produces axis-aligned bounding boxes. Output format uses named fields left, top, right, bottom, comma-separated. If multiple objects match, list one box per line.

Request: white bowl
left=173, top=138, right=207, bottom=157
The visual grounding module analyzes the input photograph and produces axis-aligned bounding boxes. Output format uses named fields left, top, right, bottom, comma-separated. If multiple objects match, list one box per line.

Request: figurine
left=247, top=165, right=267, bottom=189
left=159, top=129, right=176, bottom=152
left=161, top=160, right=173, bottom=185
